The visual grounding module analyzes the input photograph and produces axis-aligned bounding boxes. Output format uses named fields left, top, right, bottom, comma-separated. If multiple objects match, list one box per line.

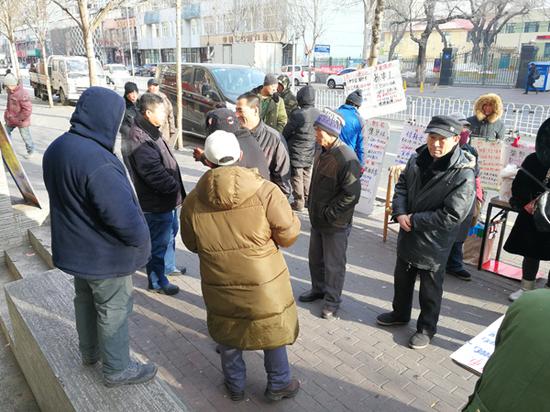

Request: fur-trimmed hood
left=473, top=93, right=504, bottom=124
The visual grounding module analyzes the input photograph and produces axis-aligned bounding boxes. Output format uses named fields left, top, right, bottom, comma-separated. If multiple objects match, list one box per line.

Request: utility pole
left=125, top=1, right=135, bottom=76
left=175, top=0, right=183, bottom=150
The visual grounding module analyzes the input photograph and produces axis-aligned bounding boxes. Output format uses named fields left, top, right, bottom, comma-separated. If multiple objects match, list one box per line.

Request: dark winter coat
left=123, top=113, right=186, bottom=213
left=455, top=144, right=480, bottom=242
left=527, top=65, right=539, bottom=83
left=43, top=87, right=151, bottom=279
left=250, top=121, right=291, bottom=195
left=5, top=83, right=32, bottom=128
left=120, top=96, right=139, bottom=139
left=392, top=144, right=476, bottom=271
left=308, top=138, right=362, bottom=230
left=466, top=93, right=506, bottom=140
left=463, top=289, right=550, bottom=412
left=251, top=85, right=288, bottom=133
left=504, top=153, right=550, bottom=260
left=231, top=128, right=270, bottom=179
left=282, top=86, right=320, bottom=168
left=279, top=88, right=298, bottom=117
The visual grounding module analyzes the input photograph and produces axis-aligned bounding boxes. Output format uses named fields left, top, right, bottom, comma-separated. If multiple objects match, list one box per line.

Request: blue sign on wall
left=314, top=44, right=330, bottom=54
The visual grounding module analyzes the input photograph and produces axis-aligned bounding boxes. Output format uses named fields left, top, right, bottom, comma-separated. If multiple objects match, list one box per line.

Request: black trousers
left=391, top=257, right=445, bottom=336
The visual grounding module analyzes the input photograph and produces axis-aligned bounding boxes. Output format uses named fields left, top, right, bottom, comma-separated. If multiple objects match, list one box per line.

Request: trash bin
left=528, top=61, right=550, bottom=92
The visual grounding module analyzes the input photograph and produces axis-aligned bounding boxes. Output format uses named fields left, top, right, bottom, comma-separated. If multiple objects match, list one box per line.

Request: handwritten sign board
left=396, top=124, right=426, bottom=165
left=343, top=60, right=407, bottom=119
left=451, top=315, right=504, bottom=376
left=356, top=119, right=390, bottom=215
left=505, top=143, right=535, bottom=167
left=471, top=138, right=506, bottom=191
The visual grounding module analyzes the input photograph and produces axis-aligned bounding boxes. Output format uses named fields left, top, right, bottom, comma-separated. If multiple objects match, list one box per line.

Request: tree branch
left=52, top=0, right=82, bottom=28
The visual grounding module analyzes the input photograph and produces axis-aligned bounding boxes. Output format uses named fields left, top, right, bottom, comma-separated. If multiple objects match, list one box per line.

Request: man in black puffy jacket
left=283, top=86, right=320, bottom=211
left=43, top=87, right=157, bottom=387
left=377, top=115, right=475, bottom=350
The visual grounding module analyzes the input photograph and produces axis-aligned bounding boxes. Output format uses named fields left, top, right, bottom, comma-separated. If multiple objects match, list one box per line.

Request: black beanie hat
left=205, top=108, right=239, bottom=135
left=124, top=82, right=138, bottom=96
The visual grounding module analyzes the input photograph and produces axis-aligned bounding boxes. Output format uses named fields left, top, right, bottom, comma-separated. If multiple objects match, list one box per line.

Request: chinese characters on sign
left=343, top=60, right=407, bottom=119
left=505, top=143, right=536, bottom=167
left=356, top=119, right=390, bottom=215
left=396, top=123, right=426, bottom=165
left=471, top=138, right=506, bottom=191
left=451, top=316, right=504, bottom=375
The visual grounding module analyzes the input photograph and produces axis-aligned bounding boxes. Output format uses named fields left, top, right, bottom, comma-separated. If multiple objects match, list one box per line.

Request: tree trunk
left=77, top=0, right=97, bottom=86
left=415, top=43, right=427, bottom=84
left=41, top=44, right=54, bottom=108
left=8, top=35, right=20, bottom=79
left=362, top=1, right=371, bottom=61
left=175, top=0, right=183, bottom=150
left=367, top=0, right=384, bottom=67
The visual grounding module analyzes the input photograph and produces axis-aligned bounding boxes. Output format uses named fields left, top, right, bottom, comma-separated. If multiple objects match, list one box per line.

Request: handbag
left=519, top=167, right=550, bottom=232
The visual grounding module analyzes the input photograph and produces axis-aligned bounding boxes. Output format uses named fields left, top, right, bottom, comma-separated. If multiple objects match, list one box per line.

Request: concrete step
left=27, top=225, right=54, bottom=270
left=4, top=244, right=51, bottom=280
left=5, top=269, right=189, bottom=412
left=0, top=263, right=15, bottom=345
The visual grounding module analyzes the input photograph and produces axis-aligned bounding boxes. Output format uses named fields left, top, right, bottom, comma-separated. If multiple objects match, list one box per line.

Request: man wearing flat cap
left=251, top=74, right=288, bottom=132
left=377, top=115, right=476, bottom=350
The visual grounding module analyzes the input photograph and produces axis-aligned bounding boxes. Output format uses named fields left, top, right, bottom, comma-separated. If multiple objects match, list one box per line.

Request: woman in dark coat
left=504, top=118, right=550, bottom=301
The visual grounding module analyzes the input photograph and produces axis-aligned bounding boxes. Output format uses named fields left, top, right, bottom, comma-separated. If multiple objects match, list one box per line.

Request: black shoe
left=298, top=290, right=324, bottom=302
left=447, top=269, right=472, bottom=281
left=224, top=381, right=245, bottom=401
left=321, top=306, right=337, bottom=320
left=149, top=283, right=179, bottom=295
left=82, top=355, right=100, bottom=366
left=376, top=312, right=410, bottom=326
left=409, top=332, right=432, bottom=350
left=265, top=378, right=300, bottom=401
left=523, top=92, right=528, bottom=94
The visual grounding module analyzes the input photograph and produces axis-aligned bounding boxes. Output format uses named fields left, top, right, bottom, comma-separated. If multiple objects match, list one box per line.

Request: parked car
left=281, top=65, right=315, bottom=85
left=158, top=63, right=265, bottom=138
left=136, top=64, right=157, bottom=77
left=326, top=68, right=356, bottom=89
left=104, top=63, right=130, bottom=88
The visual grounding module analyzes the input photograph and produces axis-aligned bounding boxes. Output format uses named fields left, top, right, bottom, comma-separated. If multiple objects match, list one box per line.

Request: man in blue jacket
left=43, top=87, right=157, bottom=387
left=337, top=89, right=365, bottom=167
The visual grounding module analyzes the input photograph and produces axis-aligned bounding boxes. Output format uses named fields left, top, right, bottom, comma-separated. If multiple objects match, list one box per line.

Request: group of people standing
left=38, top=70, right=549, bottom=409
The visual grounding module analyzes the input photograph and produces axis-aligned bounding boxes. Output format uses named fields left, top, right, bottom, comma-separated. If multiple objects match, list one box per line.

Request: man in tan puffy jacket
left=180, top=130, right=301, bottom=402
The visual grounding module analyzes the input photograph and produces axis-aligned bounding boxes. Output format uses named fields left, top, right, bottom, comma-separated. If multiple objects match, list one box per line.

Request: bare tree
left=457, top=0, right=531, bottom=61
left=52, top=0, right=125, bottom=86
left=0, top=0, right=23, bottom=78
left=24, top=0, right=56, bottom=107
left=409, top=0, right=458, bottom=84
left=289, top=0, right=331, bottom=82
left=367, top=0, right=385, bottom=66
left=384, top=0, right=419, bottom=60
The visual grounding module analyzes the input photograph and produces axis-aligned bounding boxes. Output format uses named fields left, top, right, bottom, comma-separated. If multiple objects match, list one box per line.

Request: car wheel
left=327, top=79, right=336, bottom=89
left=294, top=78, right=300, bottom=86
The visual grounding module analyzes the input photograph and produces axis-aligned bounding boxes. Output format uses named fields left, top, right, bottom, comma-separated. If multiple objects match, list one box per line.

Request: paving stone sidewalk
left=3, top=95, right=540, bottom=412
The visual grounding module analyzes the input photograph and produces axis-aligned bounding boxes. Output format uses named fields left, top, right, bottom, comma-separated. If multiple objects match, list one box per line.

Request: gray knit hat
left=3, top=73, right=17, bottom=87
left=263, top=74, right=278, bottom=86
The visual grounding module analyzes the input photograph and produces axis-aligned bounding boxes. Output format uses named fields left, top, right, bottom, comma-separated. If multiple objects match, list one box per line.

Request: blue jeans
left=446, top=241, right=464, bottom=272
left=144, top=209, right=178, bottom=289
left=164, top=209, right=179, bottom=275
left=6, top=125, right=34, bottom=154
left=220, top=345, right=291, bottom=393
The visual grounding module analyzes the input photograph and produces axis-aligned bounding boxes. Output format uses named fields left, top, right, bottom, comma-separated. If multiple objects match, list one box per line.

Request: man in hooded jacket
left=377, top=115, right=476, bottom=350
left=277, top=74, right=298, bottom=117
left=282, top=85, right=320, bottom=211
left=467, top=93, right=506, bottom=140
left=337, top=89, right=365, bottom=167
left=251, top=74, right=288, bottom=132
left=180, top=130, right=301, bottom=402
left=42, top=87, right=157, bottom=386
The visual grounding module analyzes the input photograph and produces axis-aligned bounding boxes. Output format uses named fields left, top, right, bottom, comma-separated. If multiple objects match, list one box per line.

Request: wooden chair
left=383, top=164, right=406, bottom=242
